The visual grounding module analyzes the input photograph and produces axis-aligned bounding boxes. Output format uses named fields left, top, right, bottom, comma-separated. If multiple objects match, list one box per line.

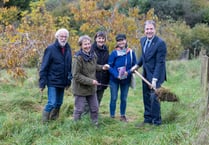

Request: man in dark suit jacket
left=132, top=20, right=167, bottom=126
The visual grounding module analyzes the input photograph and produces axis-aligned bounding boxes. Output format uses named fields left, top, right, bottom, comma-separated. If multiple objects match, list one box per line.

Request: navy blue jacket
left=108, top=48, right=137, bottom=84
left=137, top=36, right=167, bottom=87
left=39, top=39, right=72, bottom=89
left=92, top=42, right=109, bottom=90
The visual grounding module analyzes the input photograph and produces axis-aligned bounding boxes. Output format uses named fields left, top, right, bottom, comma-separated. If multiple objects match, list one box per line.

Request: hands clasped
left=103, top=64, right=110, bottom=70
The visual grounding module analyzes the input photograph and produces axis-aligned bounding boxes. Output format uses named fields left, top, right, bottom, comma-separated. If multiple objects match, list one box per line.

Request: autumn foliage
left=0, top=0, right=208, bottom=82
left=0, top=1, right=55, bottom=82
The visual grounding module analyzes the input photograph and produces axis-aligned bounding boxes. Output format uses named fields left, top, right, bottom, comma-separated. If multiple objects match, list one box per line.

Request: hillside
left=0, top=58, right=208, bottom=145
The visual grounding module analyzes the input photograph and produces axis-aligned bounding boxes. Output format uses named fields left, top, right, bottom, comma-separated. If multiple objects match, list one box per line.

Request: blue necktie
left=143, top=40, right=150, bottom=53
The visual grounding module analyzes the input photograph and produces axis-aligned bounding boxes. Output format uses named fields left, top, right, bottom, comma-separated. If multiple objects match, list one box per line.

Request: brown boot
left=50, top=108, right=60, bottom=120
left=42, top=110, right=50, bottom=123
left=120, top=116, right=128, bottom=122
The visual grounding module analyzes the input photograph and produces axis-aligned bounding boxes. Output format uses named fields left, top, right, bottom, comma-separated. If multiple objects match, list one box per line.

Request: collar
left=146, top=36, right=155, bottom=43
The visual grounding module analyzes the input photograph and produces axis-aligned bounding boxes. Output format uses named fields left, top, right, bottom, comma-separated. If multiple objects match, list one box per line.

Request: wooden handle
left=134, top=70, right=156, bottom=91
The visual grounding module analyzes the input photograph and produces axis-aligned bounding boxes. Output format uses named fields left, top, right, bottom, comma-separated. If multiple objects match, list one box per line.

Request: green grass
left=0, top=58, right=208, bottom=145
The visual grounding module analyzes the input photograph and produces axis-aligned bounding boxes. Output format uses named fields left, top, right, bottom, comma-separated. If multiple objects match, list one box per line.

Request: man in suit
left=131, top=20, right=167, bottom=126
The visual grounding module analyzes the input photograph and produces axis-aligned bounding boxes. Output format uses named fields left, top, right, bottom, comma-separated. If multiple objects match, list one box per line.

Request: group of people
left=39, top=20, right=167, bottom=127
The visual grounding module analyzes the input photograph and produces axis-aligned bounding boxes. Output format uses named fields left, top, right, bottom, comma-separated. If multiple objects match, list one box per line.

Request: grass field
left=0, top=58, right=208, bottom=145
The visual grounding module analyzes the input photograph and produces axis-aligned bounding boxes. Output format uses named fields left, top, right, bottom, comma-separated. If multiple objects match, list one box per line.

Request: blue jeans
left=44, top=87, right=64, bottom=112
left=109, top=80, right=130, bottom=117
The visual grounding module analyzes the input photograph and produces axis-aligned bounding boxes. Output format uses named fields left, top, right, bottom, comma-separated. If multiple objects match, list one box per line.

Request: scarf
left=75, top=48, right=95, bottom=62
left=116, top=47, right=131, bottom=56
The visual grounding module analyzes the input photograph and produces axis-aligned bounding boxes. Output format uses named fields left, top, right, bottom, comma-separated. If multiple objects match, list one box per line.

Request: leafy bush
left=172, top=21, right=209, bottom=58
left=202, top=7, right=209, bottom=24
left=0, top=6, right=18, bottom=26
left=191, top=23, right=209, bottom=56
left=150, top=0, right=208, bottom=27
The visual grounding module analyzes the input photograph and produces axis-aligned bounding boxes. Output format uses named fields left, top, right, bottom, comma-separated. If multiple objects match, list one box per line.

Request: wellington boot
left=50, top=108, right=60, bottom=120
left=42, top=110, right=50, bottom=123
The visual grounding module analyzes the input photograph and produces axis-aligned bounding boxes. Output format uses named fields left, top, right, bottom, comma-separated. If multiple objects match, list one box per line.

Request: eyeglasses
left=59, top=35, right=67, bottom=38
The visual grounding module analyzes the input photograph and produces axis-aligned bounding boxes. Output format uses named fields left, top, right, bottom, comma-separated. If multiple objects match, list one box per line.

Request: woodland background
left=0, top=1, right=209, bottom=144
left=0, top=0, right=209, bottom=81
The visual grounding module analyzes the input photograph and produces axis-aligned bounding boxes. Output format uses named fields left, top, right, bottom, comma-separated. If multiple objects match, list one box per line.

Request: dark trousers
left=142, top=82, right=161, bottom=125
left=82, top=89, right=105, bottom=115
left=73, top=94, right=99, bottom=123
left=97, top=89, right=105, bottom=105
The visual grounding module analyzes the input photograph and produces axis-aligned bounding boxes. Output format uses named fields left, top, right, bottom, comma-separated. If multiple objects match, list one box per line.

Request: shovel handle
left=39, top=91, right=43, bottom=103
left=134, top=70, right=156, bottom=91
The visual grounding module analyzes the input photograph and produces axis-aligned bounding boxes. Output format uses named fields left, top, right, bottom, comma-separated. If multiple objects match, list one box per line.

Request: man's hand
left=151, top=78, right=158, bottom=89
left=40, top=88, right=44, bottom=92
left=131, top=65, right=139, bottom=72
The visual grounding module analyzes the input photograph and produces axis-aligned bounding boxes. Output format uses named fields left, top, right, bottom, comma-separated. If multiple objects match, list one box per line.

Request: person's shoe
left=135, top=122, right=151, bottom=128
left=92, top=121, right=99, bottom=128
left=42, top=110, right=50, bottom=124
left=153, top=123, right=161, bottom=127
left=110, top=115, right=115, bottom=119
left=95, top=122, right=99, bottom=127
left=120, top=116, right=128, bottom=122
left=50, top=108, right=60, bottom=120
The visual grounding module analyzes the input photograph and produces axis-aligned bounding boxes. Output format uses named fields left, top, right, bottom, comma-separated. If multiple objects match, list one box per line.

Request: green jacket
left=72, top=54, right=103, bottom=96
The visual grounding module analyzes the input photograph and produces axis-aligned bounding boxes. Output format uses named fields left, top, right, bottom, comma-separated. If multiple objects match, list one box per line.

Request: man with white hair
left=39, top=28, right=72, bottom=123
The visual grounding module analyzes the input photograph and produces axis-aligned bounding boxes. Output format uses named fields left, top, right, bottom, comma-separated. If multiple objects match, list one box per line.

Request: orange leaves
left=80, top=23, right=98, bottom=34
left=0, top=0, right=185, bottom=83
left=0, top=1, right=55, bottom=82
left=70, top=0, right=97, bottom=21
left=3, top=0, right=10, bottom=3
left=69, top=0, right=142, bottom=52
left=55, top=16, right=71, bottom=30
left=0, top=7, right=18, bottom=26
left=7, top=67, right=27, bottom=85
left=146, top=8, right=159, bottom=25
left=80, top=0, right=97, bottom=12
left=128, top=7, right=140, bottom=18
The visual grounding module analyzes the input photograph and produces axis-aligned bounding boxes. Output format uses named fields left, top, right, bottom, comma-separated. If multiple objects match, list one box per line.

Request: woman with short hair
left=72, top=35, right=109, bottom=126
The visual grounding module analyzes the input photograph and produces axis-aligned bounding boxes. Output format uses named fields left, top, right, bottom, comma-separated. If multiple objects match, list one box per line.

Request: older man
left=39, top=28, right=72, bottom=123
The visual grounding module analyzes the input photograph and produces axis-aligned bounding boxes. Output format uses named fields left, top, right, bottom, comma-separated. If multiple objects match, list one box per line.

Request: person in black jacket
left=39, top=28, right=72, bottom=123
left=93, top=31, right=109, bottom=105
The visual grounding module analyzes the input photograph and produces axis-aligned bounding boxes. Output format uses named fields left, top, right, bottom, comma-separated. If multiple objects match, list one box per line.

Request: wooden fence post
left=201, top=55, right=209, bottom=113
left=207, top=84, right=209, bottom=113
left=201, top=56, right=209, bottom=92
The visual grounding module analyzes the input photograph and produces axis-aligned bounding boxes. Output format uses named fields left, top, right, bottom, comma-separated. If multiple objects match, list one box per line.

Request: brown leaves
left=0, top=1, right=55, bottom=83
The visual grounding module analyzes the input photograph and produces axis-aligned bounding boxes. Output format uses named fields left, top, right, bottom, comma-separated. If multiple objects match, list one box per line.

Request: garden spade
left=134, top=70, right=179, bottom=102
